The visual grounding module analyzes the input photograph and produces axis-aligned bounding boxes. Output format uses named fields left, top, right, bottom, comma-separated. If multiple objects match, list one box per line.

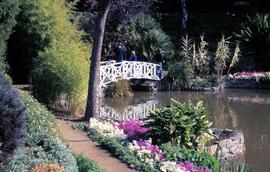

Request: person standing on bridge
left=128, top=51, right=137, bottom=61
left=154, top=48, right=164, bottom=78
left=115, top=42, right=127, bottom=62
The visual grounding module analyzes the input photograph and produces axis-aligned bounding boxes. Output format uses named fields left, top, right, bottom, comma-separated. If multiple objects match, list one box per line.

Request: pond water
left=101, top=89, right=270, bottom=172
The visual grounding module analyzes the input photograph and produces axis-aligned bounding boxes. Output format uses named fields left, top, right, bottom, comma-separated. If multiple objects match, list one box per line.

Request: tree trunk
left=180, top=0, right=188, bottom=29
left=85, top=0, right=111, bottom=120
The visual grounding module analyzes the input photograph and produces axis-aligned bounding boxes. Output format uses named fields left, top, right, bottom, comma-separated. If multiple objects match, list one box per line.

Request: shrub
left=75, top=154, right=104, bottom=172
left=105, top=79, right=133, bottom=98
left=144, top=100, right=212, bottom=149
left=0, top=0, right=20, bottom=72
left=168, top=61, right=194, bottom=88
left=236, top=13, right=270, bottom=70
left=161, top=143, right=219, bottom=172
left=0, top=72, right=26, bottom=164
left=7, top=131, right=78, bottom=172
left=19, top=92, right=59, bottom=137
left=18, top=0, right=89, bottom=114
left=30, top=163, right=64, bottom=172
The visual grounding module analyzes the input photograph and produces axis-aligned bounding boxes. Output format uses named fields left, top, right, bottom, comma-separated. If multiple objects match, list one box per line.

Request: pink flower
left=118, top=119, right=149, bottom=140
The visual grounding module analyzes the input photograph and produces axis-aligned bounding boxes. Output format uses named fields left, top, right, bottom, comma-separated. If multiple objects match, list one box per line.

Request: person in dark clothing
left=115, top=43, right=127, bottom=62
left=153, top=48, right=163, bottom=63
left=128, top=51, right=137, bottom=61
left=153, top=48, right=164, bottom=78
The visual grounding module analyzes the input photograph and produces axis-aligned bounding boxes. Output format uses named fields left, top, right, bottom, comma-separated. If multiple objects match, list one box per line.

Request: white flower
left=89, top=118, right=126, bottom=139
left=160, top=161, right=185, bottom=172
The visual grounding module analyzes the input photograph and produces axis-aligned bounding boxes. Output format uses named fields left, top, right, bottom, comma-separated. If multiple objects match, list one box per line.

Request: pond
left=101, top=89, right=270, bottom=172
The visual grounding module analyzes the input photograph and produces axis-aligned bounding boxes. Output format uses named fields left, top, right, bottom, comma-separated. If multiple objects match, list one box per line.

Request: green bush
left=0, top=72, right=26, bottom=164
left=237, top=13, right=270, bottom=70
left=19, top=92, right=59, bottom=137
left=117, top=15, right=174, bottom=60
left=18, top=0, right=89, bottom=114
left=7, top=131, right=78, bottom=172
left=105, top=79, right=133, bottom=98
left=145, top=100, right=212, bottom=149
left=168, top=61, right=193, bottom=88
left=0, top=0, right=20, bottom=72
left=75, top=154, right=104, bottom=172
left=161, top=143, right=219, bottom=172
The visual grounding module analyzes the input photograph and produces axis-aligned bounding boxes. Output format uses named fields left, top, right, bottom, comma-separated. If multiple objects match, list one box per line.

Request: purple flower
left=136, top=139, right=164, bottom=160
left=118, top=119, right=149, bottom=140
left=178, top=162, right=211, bottom=172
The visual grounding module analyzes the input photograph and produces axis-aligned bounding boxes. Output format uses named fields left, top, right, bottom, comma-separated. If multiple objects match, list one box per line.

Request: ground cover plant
left=6, top=131, right=78, bottom=172
left=75, top=154, right=104, bottom=172
left=3, top=91, right=104, bottom=172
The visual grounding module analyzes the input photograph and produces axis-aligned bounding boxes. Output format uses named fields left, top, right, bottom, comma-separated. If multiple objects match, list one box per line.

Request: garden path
left=57, top=119, right=137, bottom=172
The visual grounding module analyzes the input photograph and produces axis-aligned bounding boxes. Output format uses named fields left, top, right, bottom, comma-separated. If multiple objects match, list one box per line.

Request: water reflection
left=100, top=99, right=158, bottom=120
left=101, top=89, right=270, bottom=172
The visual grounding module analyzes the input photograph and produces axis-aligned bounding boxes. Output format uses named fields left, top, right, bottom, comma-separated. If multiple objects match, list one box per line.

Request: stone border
left=206, top=128, right=245, bottom=162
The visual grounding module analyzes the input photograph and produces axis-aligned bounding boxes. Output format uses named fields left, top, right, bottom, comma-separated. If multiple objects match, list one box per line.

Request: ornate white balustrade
left=100, top=61, right=161, bottom=86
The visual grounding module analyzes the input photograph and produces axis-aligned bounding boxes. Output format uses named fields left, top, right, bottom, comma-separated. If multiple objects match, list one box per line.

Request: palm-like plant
left=236, top=13, right=270, bottom=70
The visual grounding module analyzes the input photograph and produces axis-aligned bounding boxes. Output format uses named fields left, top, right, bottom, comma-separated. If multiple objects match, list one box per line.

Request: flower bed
left=228, top=72, right=270, bottom=80
left=225, top=72, right=270, bottom=89
left=88, top=118, right=215, bottom=172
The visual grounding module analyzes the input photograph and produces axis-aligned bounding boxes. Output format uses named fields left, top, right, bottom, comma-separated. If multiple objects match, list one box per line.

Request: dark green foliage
left=0, top=72, right=26, bottom=164
left=145, top=100, right=212, bottom=149
left=237, top=13, right=270, bottom=70
left=117, top=15, right=174, bottom=61
left=0, top=0, right=20, bottom=72
left=7, top=131, right=78, bottom=172
left=75, top=154, right=104, bottom=172
left=88, top=129, right=160, bottom=172
left=161, top=143, right=219, bottom=172
left=168, top=61, right=193, bottom=88
left=19, top=92, right=59, bottom=137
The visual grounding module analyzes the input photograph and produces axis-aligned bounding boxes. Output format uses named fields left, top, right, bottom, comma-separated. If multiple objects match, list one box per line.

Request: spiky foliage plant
left=227, top=43, right=241, bottom=75
left=237, top=13, right=270, bottom=70
left=215, top=36, right=230, bottom=76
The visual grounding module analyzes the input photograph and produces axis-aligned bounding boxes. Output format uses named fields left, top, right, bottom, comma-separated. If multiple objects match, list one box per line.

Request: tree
left=85, top=0, right=111, bottom=120
left=180, top=0, right=188, bottom=29
left=0, top=0, right=20, bottom=73
left=84, top=0, right=153, bottom=120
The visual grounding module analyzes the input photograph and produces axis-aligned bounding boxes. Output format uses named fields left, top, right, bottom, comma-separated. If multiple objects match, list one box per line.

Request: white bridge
left=100, top=61, right=161, bottom=86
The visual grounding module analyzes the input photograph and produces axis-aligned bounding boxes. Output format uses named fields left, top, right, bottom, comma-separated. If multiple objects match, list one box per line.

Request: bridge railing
left=100, top=61, right=161, bottom=86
